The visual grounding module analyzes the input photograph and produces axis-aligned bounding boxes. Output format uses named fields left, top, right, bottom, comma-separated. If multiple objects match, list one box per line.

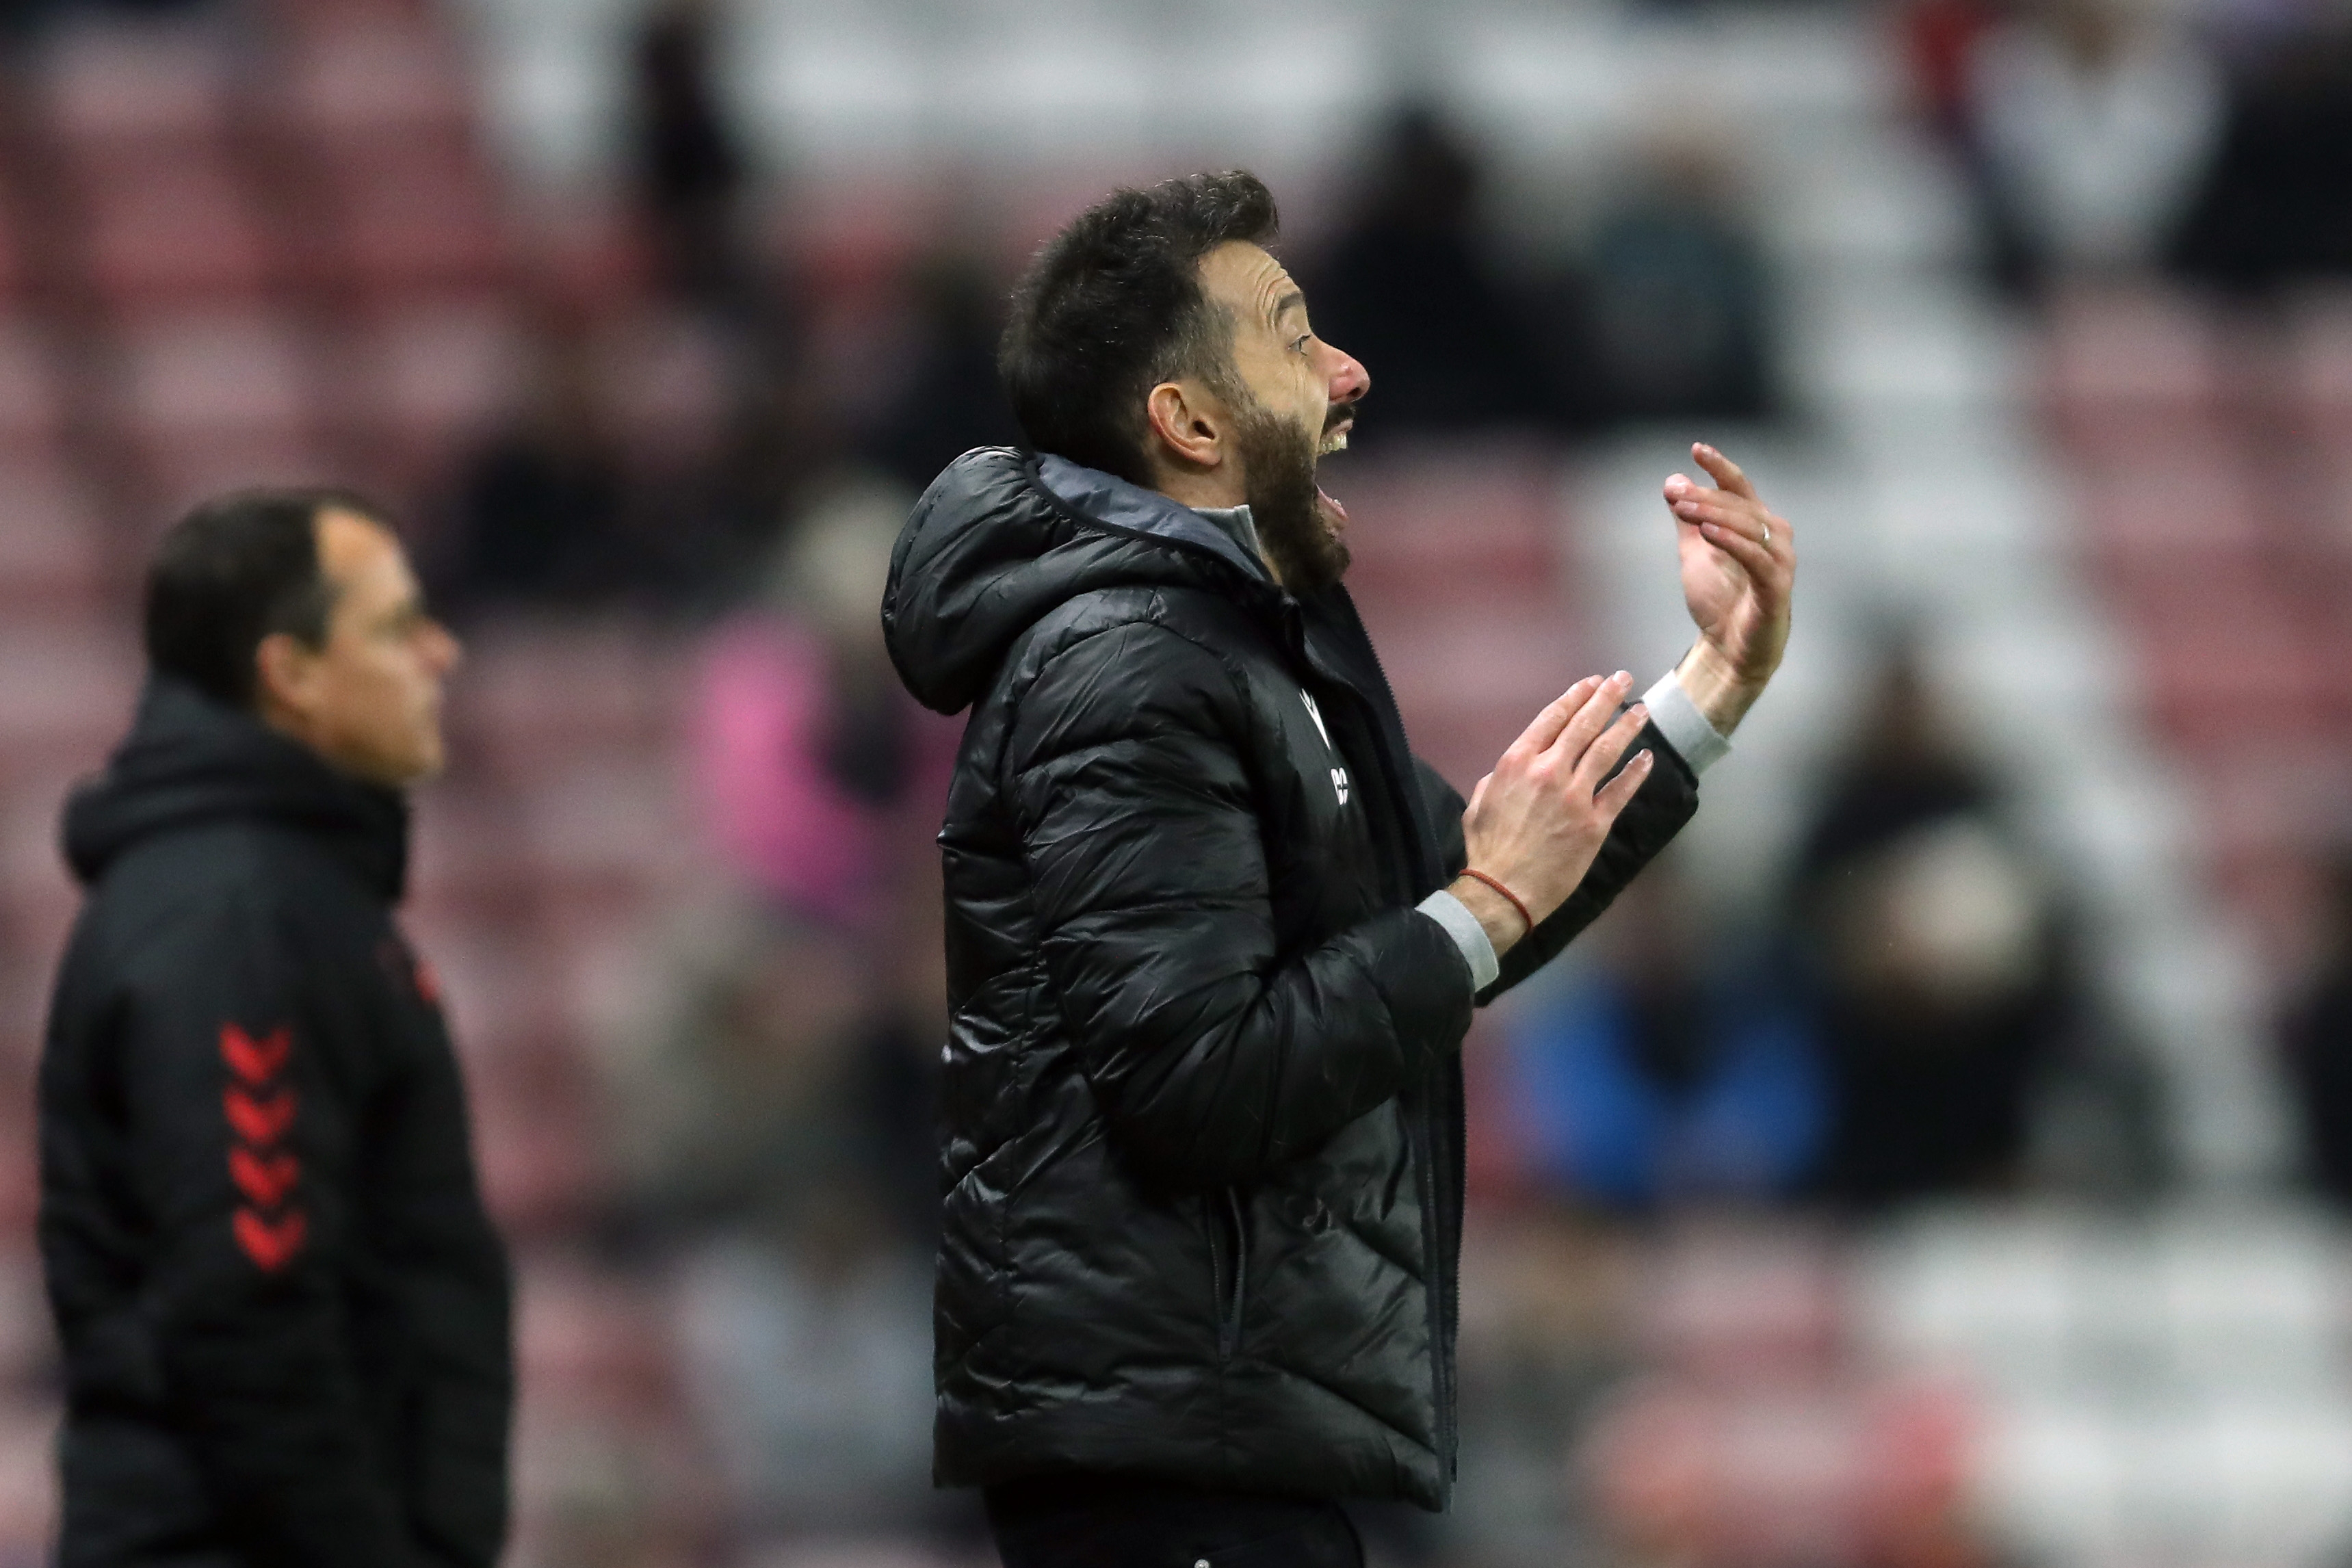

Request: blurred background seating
left=1, top=0, right=2351, bottom=1564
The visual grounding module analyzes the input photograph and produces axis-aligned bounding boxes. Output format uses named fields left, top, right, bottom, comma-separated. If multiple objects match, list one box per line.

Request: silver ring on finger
left=1762, top=523, right=1771, bottom=547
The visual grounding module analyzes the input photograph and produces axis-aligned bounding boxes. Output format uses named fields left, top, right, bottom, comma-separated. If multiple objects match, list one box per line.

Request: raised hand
left=1450, top=672, right=1656, bottom=956
left=1664, top=442, right=1794, bottom=735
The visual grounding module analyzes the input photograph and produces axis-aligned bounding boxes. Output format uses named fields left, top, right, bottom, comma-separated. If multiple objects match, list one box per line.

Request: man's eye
left=1292, top=335, right=1312, bottom=354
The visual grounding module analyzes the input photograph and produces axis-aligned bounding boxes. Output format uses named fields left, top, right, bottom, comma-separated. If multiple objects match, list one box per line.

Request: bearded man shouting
left=882, top=170, right=1795, bottom=1568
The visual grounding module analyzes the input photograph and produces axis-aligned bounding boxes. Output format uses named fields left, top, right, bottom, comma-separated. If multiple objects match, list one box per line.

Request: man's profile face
left=263, top=509, right=462, bottom=787
left=1196, top=241, right=1369, bottom=592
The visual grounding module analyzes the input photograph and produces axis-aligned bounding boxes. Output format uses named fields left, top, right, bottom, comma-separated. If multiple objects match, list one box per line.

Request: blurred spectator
left=2171, top=14, right=2352, bottom=289
left=1573, top=131, right=1779, bottom=426
left=690, top=475, right=955, bottom=929
left=1905, top=0, right=2008, bottom=140
left=596, top=876, right=945, bottom=1544
left=446, top=317, right=634, bottom=610
left=863, top=250, right=1021, bottom=491
left=632, top=0, right=750, bottom=311
left=1965, top=0, right=2223, bottom=288
left=1303, top=105, right=1554, bottom=438
left=601, top=903, right=876, bottom=1233
left=1789, top=650, right=2073, bottom=1207
left=2279, top=851, right=2352, bottom=1203
left=0, top=0, right=210, bottom=34
left=671, top=1197, right=935, bottom=1541
left=1504, top=861, right=1827, bottom=1210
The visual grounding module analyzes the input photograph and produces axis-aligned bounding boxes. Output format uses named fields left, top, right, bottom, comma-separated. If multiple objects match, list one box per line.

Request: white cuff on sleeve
left=1641, top=670, right=1730, bottom=776
left=1416, top=888, right=1500, bottom=993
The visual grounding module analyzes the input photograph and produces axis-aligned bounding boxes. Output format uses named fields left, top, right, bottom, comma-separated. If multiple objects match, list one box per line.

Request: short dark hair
left=999, top=170, right=1279, bottom=482
left=143, top=487, right=392, bottom=709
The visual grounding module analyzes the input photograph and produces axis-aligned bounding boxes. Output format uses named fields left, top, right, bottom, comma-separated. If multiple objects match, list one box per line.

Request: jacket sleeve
left=1008, top=621, right=1476, bottom=1194
left=116, top=891, right=414, bottom=1568
left=1414, top=717, right=1701, bottom=1004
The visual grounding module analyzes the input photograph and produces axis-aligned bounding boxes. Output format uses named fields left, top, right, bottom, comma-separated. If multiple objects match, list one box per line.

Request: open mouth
left=1316, top=419, right=1352, bottom=522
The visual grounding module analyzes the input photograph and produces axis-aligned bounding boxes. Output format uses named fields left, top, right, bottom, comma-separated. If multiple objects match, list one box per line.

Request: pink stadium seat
left=138, top=436, right=349, bottom=534
left=0, top=1244, right=55, bottom=1383
left=268, top=23, right=471, bottom=144
left=2043, top=282, right=2233, bottom=457
left=0, top=459, right=109, bottom=613
left=2138, top=617, right=2329, bottom=746
left=1584, top=1376, right=1976, bottom=1568
left=261, top=0, right=441, bottom=34
left=402, top=912, right=562, bottom=1070
left=523, top=199, right=659, bottom=317
left=1, top=792, right=83, bottom=997
left=1327, top=446, right=1566, bottom=610
left=514, top=1253, right=678, bottom=1420
left=0, top=1047, right=34, bottom=1231
left=1636, top=1223, right=1846, bottom=1380
left=589, top=310, right=733, bottom=473
left=67, top=148, right=279, bottom=309
left=102, top=314, right=341, bottom=515
left=2071, top=446, right=2262, bottom=556
left=0, top=625, right=138, bottom=787
left=1358, top=597, right=1595, bottom=788
left=0, top=322, right=68, bottom=459
left=38, top=20, right=235, bottom=157
left=330, top=298, right=525, bottom=495
left=454, top=625, right=683, bottom=783
left=2287, top=287, right=2352, bottom=449
left=0, top=209, right=25, bottom=306
left=310, top=136, right=510, bottom=296
left=107, top=313, right=317, bottom=444
left=404, top=787, right=535, bottom=922
left=0, top=1390, right=59, bottom=1556
left=519, top=762, right=692, bottom=911
left=469, top=1058, right=601, bottom=1234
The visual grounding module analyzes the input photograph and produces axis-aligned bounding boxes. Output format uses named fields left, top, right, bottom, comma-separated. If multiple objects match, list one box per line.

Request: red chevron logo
left=228, top=1145, right=300, bottom=1210
left=219, top=1023, right=290, bottom=1085
left=222, top=1086, right=296, bottom=1147
left=233, top=1207, right=306, bottom=1272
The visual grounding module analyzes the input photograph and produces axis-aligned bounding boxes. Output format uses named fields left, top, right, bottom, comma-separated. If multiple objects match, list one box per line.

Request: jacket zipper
left=1297, top=594, right=1462, bottom=1494
left=1207, top=1189, right=1248, bottom=1359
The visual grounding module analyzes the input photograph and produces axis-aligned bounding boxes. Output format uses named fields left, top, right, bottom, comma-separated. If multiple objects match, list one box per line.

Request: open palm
left=1667, top=443, right=1792, bottom=696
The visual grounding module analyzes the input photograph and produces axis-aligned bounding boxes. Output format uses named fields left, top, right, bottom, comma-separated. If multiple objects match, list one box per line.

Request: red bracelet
left=1459, top=869, right=1533, bottom=935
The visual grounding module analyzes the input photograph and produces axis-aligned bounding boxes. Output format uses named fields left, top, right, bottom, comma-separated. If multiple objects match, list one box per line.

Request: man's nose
left=426, top=623, right=462, bottom=676
left=1321, top=341, right=1370, bottom=408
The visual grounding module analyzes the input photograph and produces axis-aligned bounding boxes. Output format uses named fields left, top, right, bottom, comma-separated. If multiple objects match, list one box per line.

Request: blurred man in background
left=37, top=492, right=511, bottom=1568
left=882, top=170, right=1794, bottom=1567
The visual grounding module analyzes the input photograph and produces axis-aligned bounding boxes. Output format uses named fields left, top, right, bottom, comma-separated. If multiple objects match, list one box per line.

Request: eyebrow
left=1270, top=289, right=1305, bottom=326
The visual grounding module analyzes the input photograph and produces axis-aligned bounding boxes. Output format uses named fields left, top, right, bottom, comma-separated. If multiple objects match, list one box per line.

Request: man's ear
left=1144, top=380, right=1228, bottom=475
left=252, top=631, right=317, bottom=719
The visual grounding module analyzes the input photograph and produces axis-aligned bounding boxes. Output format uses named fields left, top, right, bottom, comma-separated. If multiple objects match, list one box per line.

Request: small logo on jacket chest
left=1301, top=690, right=1350, bottom=805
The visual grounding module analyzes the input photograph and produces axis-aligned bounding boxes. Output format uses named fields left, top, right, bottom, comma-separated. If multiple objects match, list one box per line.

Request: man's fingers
left=1595, top=748, right=1656, bottom=818
left=1542, top=672, right=1634, bottom=768
left=1673, top=495, right=1788, bottom=547
left=1690, top=442, right=1759, bottom=503
left=1508, top=675, right=1603, bottom=761
left=1700, top=520, right=1784, bottom=583
left=1567, top=702, right=1649, bottom=791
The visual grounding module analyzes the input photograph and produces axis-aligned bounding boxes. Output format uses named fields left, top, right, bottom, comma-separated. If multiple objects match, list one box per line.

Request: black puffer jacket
left=885, top=449, right=1698, bottom=1508
left=40, top=679, right=512, bottom=1567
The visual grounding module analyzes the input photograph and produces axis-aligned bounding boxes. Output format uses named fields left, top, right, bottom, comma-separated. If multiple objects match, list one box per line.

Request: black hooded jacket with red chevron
left=40, top=677, right=510, bottom=1568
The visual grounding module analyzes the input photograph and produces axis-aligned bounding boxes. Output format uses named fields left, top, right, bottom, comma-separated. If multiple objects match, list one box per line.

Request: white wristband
left=1641, top=670, right=1730, bottom=776
left=1416, top=888, right=1500, bottom=992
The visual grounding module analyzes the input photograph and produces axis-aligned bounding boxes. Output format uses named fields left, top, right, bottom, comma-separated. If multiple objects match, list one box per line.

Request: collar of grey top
left=1190, top=504, right=1262, bottom=560
left=1035, top=453, right=1271, bottom=585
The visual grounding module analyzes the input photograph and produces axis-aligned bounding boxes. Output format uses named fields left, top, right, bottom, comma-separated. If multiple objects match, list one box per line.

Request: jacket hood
left=883, top=447, right=1275, bottom=715
left=63, top=677, right=410, bottom=898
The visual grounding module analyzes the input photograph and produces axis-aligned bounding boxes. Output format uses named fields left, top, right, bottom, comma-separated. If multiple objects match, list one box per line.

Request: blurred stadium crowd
left=1, top=0, right=2351, bottom=1563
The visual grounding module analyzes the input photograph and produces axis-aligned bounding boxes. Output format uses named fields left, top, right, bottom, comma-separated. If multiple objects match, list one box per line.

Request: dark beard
left=1234, top=402, right=1348, bottom=594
